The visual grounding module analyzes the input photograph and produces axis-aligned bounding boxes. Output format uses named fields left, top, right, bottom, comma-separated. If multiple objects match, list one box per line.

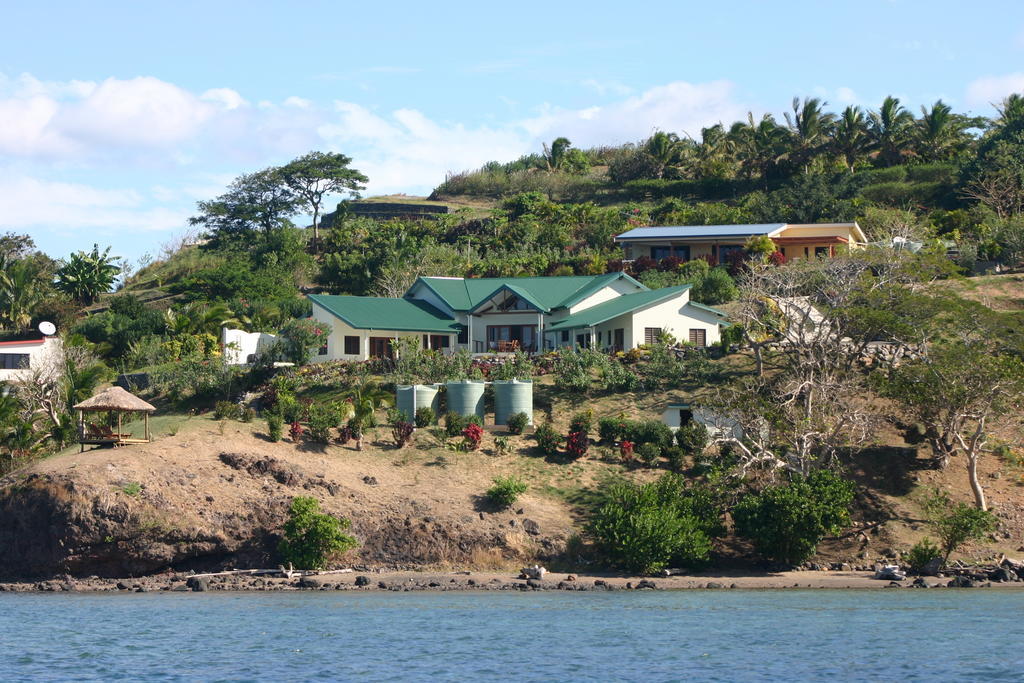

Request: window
left=560, top=330, right=569, bottom=342
left=644, top=327, right=662, bottom=345
left=457, top=327, right=468, bottom=345
left=597, top=330, right=603, bottom=345
left=815, top=246, right=830, bottom=258
left=651, top=246, right=672, bottom=260
left=0, top=354, right=29, bottom=370
left=498, top=295, right=533, bottom=311
left=343, top=336, right=360, bottom=355
left=688, top=329, right=707, bottom=347
left=318, top=340, right=329, bottom=356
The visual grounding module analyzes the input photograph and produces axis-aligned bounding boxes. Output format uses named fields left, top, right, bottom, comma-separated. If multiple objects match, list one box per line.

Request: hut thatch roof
left=73, top=386, right=156, bottom=412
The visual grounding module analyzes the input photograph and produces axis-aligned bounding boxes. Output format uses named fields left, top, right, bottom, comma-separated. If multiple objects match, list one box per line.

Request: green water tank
left=493, top=379, right=533, bottom=425
left=395, top=384, right=440, bottom=422
left=445, top=380, right=486, bottom=419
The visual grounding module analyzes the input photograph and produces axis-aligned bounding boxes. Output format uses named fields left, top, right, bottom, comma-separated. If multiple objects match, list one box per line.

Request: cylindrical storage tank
left=445, top=380, right=486, bottom=419
left=493, top=379, right=533, bottom=425
left=414, top=384, right=441, bottom=420
left=396, top=384, right=441, bottom=422
left=395, top=385, right=415, bottom=422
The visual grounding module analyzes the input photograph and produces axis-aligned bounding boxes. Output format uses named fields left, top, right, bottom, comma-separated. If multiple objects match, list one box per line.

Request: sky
left=2, top=0, right=1024, bottom=264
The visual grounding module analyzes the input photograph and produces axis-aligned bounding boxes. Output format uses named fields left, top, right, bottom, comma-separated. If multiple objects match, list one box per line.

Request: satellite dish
left=38, top=321, right=56, bottom=336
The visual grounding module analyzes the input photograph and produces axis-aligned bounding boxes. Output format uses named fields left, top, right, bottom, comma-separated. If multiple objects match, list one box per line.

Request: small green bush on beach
left=278, top=496, right=358, bottom=570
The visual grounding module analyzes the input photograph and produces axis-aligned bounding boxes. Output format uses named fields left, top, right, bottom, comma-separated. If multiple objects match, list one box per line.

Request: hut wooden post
left=117, top=412, right=122, bottom=446
left=79, top=409, right=84, bottom=453
left=145, top=413, right=150, bottom=442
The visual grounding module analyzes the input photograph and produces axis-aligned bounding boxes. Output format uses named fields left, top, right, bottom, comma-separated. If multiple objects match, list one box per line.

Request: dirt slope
left=0, top=420, right=573, bottom=579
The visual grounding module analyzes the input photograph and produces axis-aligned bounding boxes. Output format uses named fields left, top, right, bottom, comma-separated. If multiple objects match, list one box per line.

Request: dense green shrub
left=590, top=474, right=723, bottom=574
left=665, top=446, right=687, bottom=472
left=278, top=319, right=329, bottom=366
left=732, top=470, right=856, bottom=565
left=506, top=411, right=529, bottom=435
left=240, top=406, right=255, bottom=423
left=907, top=538, right=943, bottom=573
left=266, top=413, right=283, bottom=442
left=486, top=476, right=528, bottom=509
left=623, top=420, right=675, bottom=450
left=931, top=499, right=998, bottom=563
left=444, top=412, right=466, bottom=437
left=600, top=361, right=640, bottom=392
left=214, top=401, right=239, bottom=420
left=569, top=412, right=593, bottom=435
left=306, top=404, right=339, bottom=443
left=276, top=393, right=302, bottom=424
left=598, top=416, right=627, bottom=443
left=534, top=422, right=562, bottom=456
left=278, top=497, right=358, bottom=570
left=636, top=442, right=662, bottom=465
left=675, top=422, right=709, bottom=456
left=414, top=406, right=436, bottom=428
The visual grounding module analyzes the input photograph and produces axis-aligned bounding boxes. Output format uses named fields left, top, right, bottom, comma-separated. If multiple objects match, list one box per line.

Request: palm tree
left=541, top=137, right=573, bottom=171
left=868, top=96, right=915, bottom=167
left=915, top=100, right=970, bottom=162
left=644, top=131, right=684, bottom=179
left=0, top=256, right=46, bottom=330
left=783, top=97, right=836, bottom=173
left=339, top=375, right=392, bottom=451
left=163, top=302, right=239, bottom=336
left=727, top=112, right=791, bottom=181
left=690, top=124, right=737, bottom=179
left=831, top=106, right=873, bottom=171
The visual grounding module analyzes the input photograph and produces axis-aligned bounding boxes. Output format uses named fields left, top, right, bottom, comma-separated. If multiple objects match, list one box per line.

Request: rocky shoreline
left=3, top=566, right=1023, bottom=593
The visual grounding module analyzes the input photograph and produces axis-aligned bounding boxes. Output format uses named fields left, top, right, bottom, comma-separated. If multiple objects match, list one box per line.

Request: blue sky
left=2, top=0, right=1023, bottom=263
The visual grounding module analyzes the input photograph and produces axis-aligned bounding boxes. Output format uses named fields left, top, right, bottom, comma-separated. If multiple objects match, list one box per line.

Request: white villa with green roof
left=307, top=273, right=727, bottom=361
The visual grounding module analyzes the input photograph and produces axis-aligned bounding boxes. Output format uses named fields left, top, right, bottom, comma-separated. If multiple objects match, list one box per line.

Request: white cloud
left=318, top=80, right=745, bottom=193
left=201, top=87, right=248, bottom=110
left=283, top=96, right=312, bottom=109
left=581, top=79, right=633, bottom=96
left=835, top=87, right=858, bottom=105
left=0, top=174, right=187, bottom=235
left=966, top=73, right=1024, bottom=109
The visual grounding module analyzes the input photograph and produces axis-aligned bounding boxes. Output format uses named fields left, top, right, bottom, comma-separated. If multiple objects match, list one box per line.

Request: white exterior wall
left=662, top=406, right=743, bottom=440
left=221, top=328, right=278, bottom=365
left=405, top=281, right=457, bottom=316
left=568, top=279, right=645, bottom=314
left=312, top=306, right=455, bottom=362
left=624, top=293, right=721, bottom=348
left=0, top=337, right=61, bottom=383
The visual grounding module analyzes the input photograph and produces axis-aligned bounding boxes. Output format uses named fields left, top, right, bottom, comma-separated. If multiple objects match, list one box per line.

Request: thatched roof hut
left=73, top=386, right=156, bottom=413
left=74, top=386, right=155, bottom=450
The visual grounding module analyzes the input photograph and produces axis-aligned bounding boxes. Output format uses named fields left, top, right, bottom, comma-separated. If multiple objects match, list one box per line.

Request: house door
left=688, top=329, right=707, bottom=348
left=613, top=328, right=625, bottom=351
left=369, top=337, right=393, bottom=359
left=424, top=335, right=450, bottom=351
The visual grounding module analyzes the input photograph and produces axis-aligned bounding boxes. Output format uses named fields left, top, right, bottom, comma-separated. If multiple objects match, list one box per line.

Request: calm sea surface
left=1, top=590, right=1022, bottom=682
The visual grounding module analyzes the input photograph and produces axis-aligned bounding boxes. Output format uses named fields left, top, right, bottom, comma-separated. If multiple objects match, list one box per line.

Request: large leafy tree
left=962, top=93, right=1024, bottom=218
left=279, top=151, right=368, bottom=245
left=875, top=299, right=1024, bottom=510
left=190, top=168, right=302, bottom=245
left=55, top=245, right=121, bottom=305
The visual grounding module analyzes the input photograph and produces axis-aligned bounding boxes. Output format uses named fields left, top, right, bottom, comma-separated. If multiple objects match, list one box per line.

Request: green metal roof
left=412, top=273, right=646, bottom=312
left=309, top=295, right=462, bottom=333
left=546, top=285, right=692, bottom=331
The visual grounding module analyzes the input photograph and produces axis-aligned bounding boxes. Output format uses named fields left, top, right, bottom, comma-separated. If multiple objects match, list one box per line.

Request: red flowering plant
left=280, top=318, right=329, bottom=366
left=462, top=423, right=484, bottom=451
left=619, top=440, right=635, bottom=462
left=288, top=421, right=304, bottom=441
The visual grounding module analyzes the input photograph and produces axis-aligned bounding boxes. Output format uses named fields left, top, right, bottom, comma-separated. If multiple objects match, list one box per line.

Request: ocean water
left=1, top=590, right=1022, bottom=681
